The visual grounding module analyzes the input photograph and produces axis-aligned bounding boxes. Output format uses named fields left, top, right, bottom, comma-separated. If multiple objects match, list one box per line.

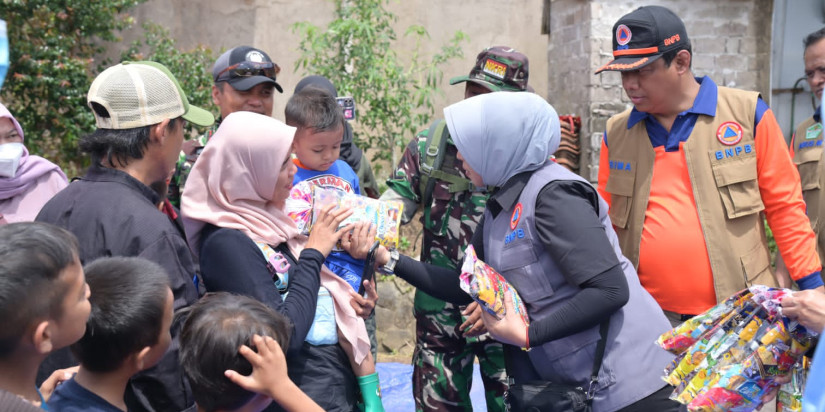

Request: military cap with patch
left=449, top=46, right=529, bottom=92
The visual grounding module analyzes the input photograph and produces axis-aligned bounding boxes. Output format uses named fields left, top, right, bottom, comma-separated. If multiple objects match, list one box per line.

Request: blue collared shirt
left=617, top=76, right=768, bottom=151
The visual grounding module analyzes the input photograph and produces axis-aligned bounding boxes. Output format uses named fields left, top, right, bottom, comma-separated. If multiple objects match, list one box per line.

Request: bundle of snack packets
left=776, top=357, right=809, bottom=412
left=286, top=182, right=403, bottom=248
left=655, top=286, right=818, bottom=412
left=459, top=245, right=529, bottom=325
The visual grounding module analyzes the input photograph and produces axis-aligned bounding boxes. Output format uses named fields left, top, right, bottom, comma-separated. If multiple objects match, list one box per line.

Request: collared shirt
left=619, top=76, right=768, bottom=152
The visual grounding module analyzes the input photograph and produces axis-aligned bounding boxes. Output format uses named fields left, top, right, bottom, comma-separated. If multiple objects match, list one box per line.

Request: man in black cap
left=168, top=46, right=283, bottom=207
left=595, top=6, right=824, bottom=335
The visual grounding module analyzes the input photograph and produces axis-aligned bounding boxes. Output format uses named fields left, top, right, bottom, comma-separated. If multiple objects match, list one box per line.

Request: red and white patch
left=716, top=121, right=743, bottom=146
left=616, top=24, right=632, bottom=46
left=510, top=203, right=523, bottom=230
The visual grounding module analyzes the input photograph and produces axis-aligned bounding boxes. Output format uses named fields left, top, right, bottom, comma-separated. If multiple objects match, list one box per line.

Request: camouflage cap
left=449, top=46, right=529, bottom=92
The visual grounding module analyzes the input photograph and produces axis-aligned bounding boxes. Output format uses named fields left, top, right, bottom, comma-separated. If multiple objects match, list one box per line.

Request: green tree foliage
left=121, top=23, right=217, bottom=136
left=1, top=2, right=215, bottom=175
left=1, top=0, right=145, bottom=175
left=293, top=0, right=466, bottom=172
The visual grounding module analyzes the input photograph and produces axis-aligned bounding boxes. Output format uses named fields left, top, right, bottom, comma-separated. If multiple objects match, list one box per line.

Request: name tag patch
left=806, top=123, right=823, bottom=140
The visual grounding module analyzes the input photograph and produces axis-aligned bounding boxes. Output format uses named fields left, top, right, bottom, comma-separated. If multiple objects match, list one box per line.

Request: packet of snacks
left=286, top=183, right=403, bottom=248
left=655, top=286, right=818, bottom=412
left=459, top=245, right=529, bottom=325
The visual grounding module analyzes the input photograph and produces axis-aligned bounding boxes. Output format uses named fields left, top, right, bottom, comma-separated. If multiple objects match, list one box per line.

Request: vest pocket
left=739, top=241, right=774, bottom=287
left=795, top=147, right=822, bottom=192
left=499, top=244, right=554, bottom=302
left=604, top=171, right=635, bottom=229
left=710, top=155, right=764, bottom=219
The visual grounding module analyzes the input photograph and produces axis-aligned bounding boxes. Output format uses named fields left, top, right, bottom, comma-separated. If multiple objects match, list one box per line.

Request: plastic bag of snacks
left=459, top=245, right=529, bottom=325
left=776, top=358, right=809, bottom=412
left=655, top=286, right=818, bottom=412
left=286, top=182, right=403, bottom=248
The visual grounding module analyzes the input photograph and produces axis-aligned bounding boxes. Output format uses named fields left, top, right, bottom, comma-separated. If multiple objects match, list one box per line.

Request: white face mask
left=0, top=142, right=24, bottom=178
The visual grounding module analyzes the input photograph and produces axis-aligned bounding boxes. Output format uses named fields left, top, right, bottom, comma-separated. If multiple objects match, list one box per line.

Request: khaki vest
left=604, top=86, right=777, bottom=303
left=792, top=116, right=825, bottom=269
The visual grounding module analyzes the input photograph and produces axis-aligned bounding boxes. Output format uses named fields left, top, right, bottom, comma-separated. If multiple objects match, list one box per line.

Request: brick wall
left=547, top=0, right=773, bottom=181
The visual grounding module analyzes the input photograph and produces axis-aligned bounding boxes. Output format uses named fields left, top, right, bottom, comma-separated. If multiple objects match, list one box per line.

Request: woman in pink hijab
left=182, top=111, right=381, bottom=412
left=0, top=103, right=68, bottom=223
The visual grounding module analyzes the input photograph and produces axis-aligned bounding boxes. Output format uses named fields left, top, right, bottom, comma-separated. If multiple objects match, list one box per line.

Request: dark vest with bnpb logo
left=483, top=162, right=674, bottom=412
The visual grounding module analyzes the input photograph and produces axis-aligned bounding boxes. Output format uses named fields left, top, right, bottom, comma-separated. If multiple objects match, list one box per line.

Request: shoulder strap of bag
left=419, top=119, right=451, bottom=207
left=587, top=321, right=610, bottom=400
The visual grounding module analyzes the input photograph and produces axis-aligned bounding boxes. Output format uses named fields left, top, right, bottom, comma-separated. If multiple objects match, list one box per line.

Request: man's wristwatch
left=379, top=249, right=400, bottom=274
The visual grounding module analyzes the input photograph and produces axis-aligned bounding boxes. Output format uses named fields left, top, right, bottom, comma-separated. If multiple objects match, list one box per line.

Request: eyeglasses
left=216, top=61, right=281, bottom=82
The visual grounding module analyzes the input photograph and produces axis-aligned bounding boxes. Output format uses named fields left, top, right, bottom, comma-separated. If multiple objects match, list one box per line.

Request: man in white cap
left=36, top=61, right=214, bottom=412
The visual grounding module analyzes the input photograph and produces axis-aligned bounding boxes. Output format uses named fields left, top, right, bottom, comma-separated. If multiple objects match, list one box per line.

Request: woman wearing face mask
left=0, top=103, right=68, bottom=224
left=355, top=92, right=681, bottom=411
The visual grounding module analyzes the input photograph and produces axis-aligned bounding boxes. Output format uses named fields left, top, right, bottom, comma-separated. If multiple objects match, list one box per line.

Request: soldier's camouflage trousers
left=412, top=289, right=508, bottom=412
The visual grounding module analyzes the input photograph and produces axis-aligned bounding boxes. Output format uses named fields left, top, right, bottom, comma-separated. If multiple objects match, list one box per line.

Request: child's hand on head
left=224, top=334, right=287, bottom=400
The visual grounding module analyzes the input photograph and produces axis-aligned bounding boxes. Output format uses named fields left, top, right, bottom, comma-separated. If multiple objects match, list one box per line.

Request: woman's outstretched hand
left=305, top=204, right=354, bottom=256
left=480, top=290, right=528, bottom=348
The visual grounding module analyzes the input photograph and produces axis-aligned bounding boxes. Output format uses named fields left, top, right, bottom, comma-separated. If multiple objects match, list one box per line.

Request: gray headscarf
left=444, top=92, right=560, bottom=187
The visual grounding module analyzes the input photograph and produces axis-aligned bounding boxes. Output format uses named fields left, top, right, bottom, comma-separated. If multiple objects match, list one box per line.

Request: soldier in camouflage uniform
left=381, top=47, right=530, bottom=412
left=168, top=46, right=283, bottom=207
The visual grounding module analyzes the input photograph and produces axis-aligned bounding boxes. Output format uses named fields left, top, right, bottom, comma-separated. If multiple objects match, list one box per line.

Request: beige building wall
left=117, top=0, right=548, bottom=149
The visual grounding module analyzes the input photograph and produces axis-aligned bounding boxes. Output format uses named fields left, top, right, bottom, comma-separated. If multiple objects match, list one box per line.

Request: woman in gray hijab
left=355, top=92, right=681, bottom=411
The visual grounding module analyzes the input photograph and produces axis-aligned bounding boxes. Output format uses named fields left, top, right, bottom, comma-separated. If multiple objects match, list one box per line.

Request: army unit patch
left=482, top=59, right=507, bottom=80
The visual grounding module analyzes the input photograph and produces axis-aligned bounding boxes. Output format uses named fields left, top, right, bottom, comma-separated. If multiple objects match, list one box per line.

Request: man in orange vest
left=595, top=5, right=825, bottom=328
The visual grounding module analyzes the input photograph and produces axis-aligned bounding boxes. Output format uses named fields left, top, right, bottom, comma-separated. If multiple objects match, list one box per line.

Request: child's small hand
left=224, top=334, right=286, bottom=400
left=340, top=222, right=376, bottom=260
left=305, top=204, right=354, bottom=256
left=39, top=366, right=79, bottom=401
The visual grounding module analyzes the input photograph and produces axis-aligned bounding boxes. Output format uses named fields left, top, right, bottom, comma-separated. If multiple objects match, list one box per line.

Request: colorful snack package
left=286, top=184, right=404, bottom=248
left=657, top=289, right=751, bottom=354
left=776, top=358, right=809, bottom=412
left=459, top=245, right=529, bottom=326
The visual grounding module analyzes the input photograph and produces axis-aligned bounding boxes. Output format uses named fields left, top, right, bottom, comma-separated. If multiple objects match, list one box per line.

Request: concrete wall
left=551, top=0, right=774, bottom=181
left=117, top=0, right=548, bottom=133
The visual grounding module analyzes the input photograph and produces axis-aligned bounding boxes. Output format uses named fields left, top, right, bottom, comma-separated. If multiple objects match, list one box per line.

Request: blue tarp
left=376, top=362, right=488, bottom=411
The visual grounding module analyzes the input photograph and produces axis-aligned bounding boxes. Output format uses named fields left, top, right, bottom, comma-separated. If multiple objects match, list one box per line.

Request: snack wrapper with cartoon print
left=286, top=183, right=404, bottom=248
left=655, top=286, right=818, bottom=412
left=459, top=245, right=529, bottom=325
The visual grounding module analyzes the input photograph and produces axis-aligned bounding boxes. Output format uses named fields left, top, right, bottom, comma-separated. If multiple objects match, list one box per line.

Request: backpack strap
left=419, top=120, right=485, bottom=206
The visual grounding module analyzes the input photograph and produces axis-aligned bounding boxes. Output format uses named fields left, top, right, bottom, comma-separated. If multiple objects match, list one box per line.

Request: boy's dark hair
left=179, top=292, right=291, bottom=412
left=0, top=222, right=79, bottom=357
left=284, top=85, right=345, bottom=132
left=804, top=27, right=825, bottom=50
left=80, top=106, right=181, bottom=167
left=70, top=257, right=170, bottom=372
left=662, top=43, right=693, bottom=68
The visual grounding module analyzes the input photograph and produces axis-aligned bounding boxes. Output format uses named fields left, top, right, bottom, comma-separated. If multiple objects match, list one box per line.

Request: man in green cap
left=381, top=46, right=529, bottom=412
left=36, top=61, right=214, bottom=412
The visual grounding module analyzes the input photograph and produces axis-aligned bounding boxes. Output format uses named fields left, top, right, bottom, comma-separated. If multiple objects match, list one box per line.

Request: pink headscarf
left=0, top=103, right=68, bottom=200
left=181, top=111, right=370, bottom=365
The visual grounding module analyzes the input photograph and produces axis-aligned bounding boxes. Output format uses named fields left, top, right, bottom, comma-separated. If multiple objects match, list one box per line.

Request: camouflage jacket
left=168, top=119, right=220, bottom=208
left=385, top=126, right=489, bottom=270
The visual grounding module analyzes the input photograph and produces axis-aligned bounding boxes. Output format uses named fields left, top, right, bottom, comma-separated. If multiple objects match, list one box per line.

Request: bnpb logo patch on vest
left=716, top=122, right=743, bottom=146
left=510, top=203, right=523, bottom=230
